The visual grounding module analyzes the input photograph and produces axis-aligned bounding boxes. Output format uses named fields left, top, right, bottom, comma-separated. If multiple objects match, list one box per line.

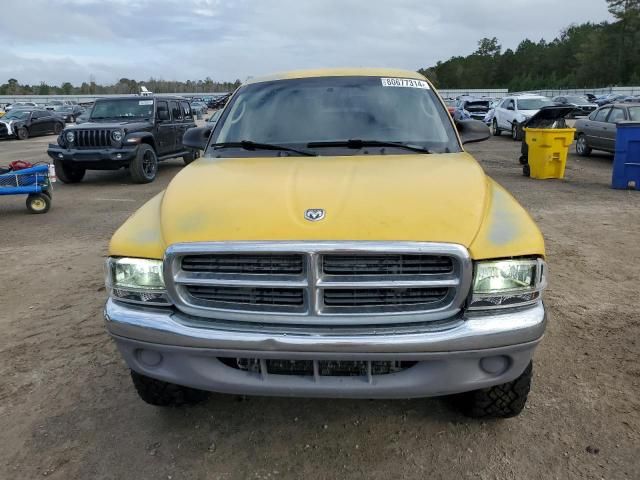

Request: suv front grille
left=221, top=358, right=416, bottom=377
left=165, top=242, right=471, bottom=325
left=74, top=129, right=112, bottom=148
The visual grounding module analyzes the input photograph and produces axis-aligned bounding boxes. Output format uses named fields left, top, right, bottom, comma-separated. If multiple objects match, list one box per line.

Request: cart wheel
left=26, top=193, right=51, bottom=214
left=523, top=164, right=531, bottom=177
left=42, top=189, right=53, bottom=199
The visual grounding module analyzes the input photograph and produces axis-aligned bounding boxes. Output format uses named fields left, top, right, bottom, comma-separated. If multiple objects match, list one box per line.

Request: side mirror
left=157, top=109, right=170, bottom=121
left=456, top=119, right=491, bottom=145
left=183, top=126, right=212, bottom=150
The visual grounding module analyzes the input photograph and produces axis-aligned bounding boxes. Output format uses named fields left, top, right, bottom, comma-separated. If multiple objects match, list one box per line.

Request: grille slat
left=187, top=286, right=304, bottom=306
left=182, top=254, right=304, bottom=274
left=323, top=287, right=449, bottom=307
left=323, top=254, right=453, bottom=275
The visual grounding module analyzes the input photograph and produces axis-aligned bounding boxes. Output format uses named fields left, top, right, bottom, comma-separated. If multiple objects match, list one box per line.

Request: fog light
left=58, top=153, right=63, bottom=159
left=479, top=356, right=510, bottom=375
left=137, top=349, right=163, bottom=367
left=116, top=153, right=122, bottom=159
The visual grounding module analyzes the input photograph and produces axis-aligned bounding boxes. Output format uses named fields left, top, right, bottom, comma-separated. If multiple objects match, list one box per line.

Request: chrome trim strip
left=163, top=241, right=472, bottom=325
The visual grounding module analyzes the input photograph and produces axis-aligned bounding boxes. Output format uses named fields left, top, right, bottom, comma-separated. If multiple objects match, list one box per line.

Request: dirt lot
left=0, top=131, right=638, bottom=480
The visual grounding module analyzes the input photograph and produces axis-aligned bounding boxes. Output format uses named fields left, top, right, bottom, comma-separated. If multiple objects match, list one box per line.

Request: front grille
left=323, top=287, right=449, bottom=307
left=166, top=243, right=470, bottom=325
left=186, top=285, right=304, bottom=307
left=322, top=254, right=453, bottom=275
left=74, top=129, right=112, bottom=148
left=182, top=254, right=304, bottom=275
left=221, top=357, right=415, bottom=377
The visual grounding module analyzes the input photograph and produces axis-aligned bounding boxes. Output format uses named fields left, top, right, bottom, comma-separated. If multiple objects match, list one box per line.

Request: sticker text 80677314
left=380, top=78, right=430, bottom=89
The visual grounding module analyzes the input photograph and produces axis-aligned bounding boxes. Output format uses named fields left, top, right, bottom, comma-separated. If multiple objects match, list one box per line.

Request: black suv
left=47, top=96, right=198, bottom=183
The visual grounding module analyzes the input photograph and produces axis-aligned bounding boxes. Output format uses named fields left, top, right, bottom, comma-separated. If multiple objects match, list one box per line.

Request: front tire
left=54, top=159, right=85, bottom=183
left=183, top=150, right=200, bottom=165
left=576, top=134, right=592, bottom=157
left=491, top=118, right=501, bottom=136
left=130, top=144, right=158, bottom=184
left=16, top=127, right=29, bottom=140
left=456, top=362, right=533, bottom=419
left=26, top=193, right=51, bottom=214
left=53, top=123, right=63, bottom=134
left=130, top=371, right=209, bottom=407
left=511, top=122, right=523, bottom=141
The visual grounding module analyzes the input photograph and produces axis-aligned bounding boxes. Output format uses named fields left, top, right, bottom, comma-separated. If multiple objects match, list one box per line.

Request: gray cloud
left=0, top=0, right=611, bottom=85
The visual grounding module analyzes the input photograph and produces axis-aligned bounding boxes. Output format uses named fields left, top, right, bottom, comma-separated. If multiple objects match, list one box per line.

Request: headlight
left=111, top=130, right=123, bottom=142
left=65, top=131, right=75, bottom=143
left=468, top=258, right=546, bottom=310
left=105, top=257, right=171, bottom=306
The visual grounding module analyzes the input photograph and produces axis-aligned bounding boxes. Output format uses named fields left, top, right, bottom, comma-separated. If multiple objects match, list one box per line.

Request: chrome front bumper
left=104, top=299, right=546, bottom=398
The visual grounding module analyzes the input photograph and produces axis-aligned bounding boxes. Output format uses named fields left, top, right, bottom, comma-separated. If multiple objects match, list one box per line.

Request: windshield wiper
left=307, top=139, right=431, bottom=154
left=211, top=140, right=317, bottom=157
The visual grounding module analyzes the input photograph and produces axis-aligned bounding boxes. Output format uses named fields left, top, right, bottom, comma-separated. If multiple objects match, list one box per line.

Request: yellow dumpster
left=524, top=128, right=576, bottom=179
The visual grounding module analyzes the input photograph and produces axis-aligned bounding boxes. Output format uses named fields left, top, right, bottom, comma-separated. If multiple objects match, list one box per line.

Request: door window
left=170, top=101, right=182, bottom=121
left=607, top=108, right=626, bottom=123
left=180, top=101, right=192, bottom=120
left=594, top=108, right=610, bottom=122
left=156, top=101, right=169, bottom=120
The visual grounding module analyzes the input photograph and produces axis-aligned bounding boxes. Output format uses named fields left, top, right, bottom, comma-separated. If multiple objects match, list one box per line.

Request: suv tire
left=130, top=144, right=158, bottom=184
left=183, top=150, right=200, bottom=165
left=130, top=370, right=209, bottom=407
left=54, top=159, right=86, bottom=183
left=491, top=119, right=501, bottom=136
left=455, top=362, right=532, bottom=418
left=576, top=134, right=592, bottom=156
left=511, top=122, right=523, bottom=141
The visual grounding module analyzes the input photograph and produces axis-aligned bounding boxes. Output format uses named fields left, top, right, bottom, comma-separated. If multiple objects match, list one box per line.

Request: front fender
left=124, top=131, right=156, bottom=150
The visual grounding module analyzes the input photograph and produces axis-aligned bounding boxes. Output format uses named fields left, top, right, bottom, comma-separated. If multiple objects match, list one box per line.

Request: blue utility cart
left=0, top=164, right=53, bottom=213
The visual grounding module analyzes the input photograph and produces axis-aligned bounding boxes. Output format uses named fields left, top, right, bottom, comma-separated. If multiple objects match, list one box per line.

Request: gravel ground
left=0, top=130, right=638, bottom=480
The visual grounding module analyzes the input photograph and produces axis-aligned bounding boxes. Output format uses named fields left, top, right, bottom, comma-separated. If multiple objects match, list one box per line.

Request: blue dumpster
left=612, top=121, right=640, bottom=190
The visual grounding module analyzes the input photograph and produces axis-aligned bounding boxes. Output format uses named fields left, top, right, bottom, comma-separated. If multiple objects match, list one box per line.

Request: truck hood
left=109, top=152, right=545, bottom=260
left=158, top=153, right=489, bottom=245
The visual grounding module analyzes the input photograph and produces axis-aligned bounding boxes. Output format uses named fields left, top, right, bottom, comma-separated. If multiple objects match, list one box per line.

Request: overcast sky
left=1, top=0, right=611, bottom=86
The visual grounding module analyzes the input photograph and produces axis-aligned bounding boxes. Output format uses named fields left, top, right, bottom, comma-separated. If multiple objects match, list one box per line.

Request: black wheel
left=16, top=127, right=29, bottom=140
left=130, top=144, right=158, bottom=184
left=523, top=164, right=531, bottom=177
left=42, top=189, right=53, bottom=199
left=130, top=370, right=209, bottom=407
left=183, top=150, right=200, bottom=165
left=576, top=134, right=592, bottom=157
left=518, top=155, right=528, bottom=165
left=54, top=158, right=85, bottom=183
left=455, top=362, right=533, bottom=419
left=53, top=123, right=63, bottom=134
left=26, top=193, right=51, bottom=214
left=491, top=118, right=501, bottom=136
left=511, top=123, right=522, bottom=141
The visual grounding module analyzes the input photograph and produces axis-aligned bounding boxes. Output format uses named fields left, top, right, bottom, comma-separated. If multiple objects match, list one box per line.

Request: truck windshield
left=212, top=76, right=460, bottom=155
left=91, top=99, right=154, bottom=120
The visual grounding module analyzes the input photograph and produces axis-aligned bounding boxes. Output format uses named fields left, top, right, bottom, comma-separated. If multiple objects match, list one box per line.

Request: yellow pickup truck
left=104, top=68, right=547, bottom=418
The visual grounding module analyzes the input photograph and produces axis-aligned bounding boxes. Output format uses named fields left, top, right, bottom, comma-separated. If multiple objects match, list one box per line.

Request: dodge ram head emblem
left=304, top=209, right=325, bottom=222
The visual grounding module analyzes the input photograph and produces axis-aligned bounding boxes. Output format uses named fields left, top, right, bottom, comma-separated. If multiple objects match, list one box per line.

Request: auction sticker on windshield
left=139, top=100, right=154, bottom=105
left=380, top=78, right=430, bottom=89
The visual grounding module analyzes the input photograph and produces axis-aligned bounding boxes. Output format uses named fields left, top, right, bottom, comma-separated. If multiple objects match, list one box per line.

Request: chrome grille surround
left=164, top=242, right=472, bottom=326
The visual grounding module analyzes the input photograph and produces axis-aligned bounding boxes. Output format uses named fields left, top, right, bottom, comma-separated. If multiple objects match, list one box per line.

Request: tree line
left=418, top=0, right=640, bottom=90
left=0, top=77, right=242, bottom=96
